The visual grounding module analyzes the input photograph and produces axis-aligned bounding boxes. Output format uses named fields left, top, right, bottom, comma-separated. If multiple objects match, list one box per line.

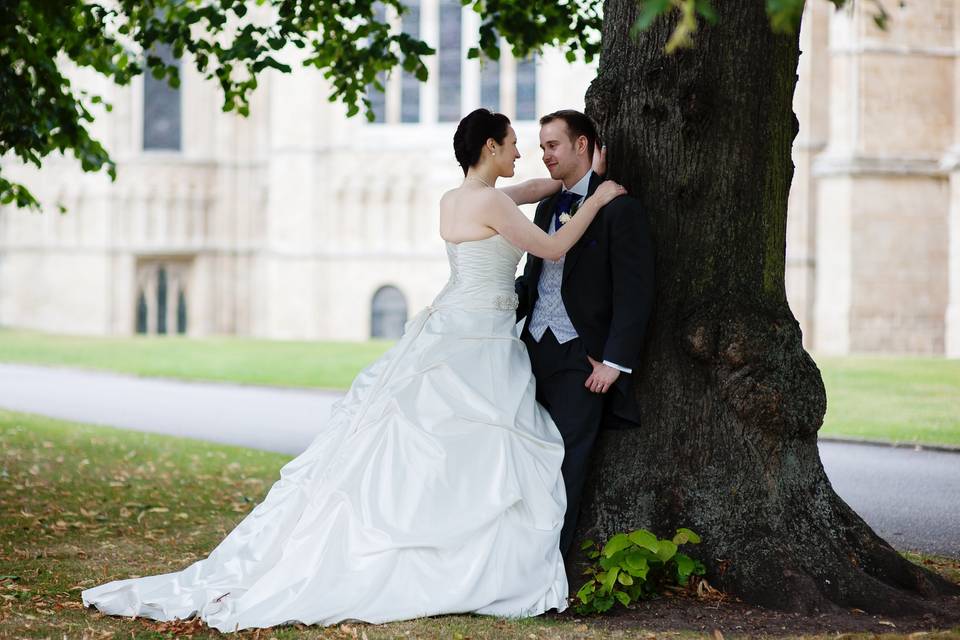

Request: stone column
left=813, top=2, right=954, bottom=355
left=946, top=3, right=960, bottom=358
left=786, top=1, right=831, bottom=348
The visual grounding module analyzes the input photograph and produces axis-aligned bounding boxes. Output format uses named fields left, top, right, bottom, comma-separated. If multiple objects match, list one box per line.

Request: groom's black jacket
left=515, top=172, right=655, bottom=428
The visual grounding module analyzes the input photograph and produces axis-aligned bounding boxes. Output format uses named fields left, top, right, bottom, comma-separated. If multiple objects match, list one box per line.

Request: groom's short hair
left=539, top=110, right=600, bottom=160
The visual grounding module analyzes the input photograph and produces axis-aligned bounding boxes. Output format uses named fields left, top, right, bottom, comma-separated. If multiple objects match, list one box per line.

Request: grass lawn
left=816, top=355, right=960, bottom=447
left=0, top=329, right=393, bottom=390
left=1, top=409, right=711, bottom=640
left=1, top=409, right=958, bottom=639
left=1, top=329, right=958, bottom=446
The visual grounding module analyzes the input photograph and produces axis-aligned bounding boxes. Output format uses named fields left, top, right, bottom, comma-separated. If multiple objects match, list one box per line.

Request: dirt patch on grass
left=552, top=555, right=960, bottom=638
left=546, top=590, right=960, bottom=638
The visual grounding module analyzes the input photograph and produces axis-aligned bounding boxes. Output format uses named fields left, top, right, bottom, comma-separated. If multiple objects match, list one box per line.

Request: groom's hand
left=592, top=144, right=607, bottom=176
left=585, top=355, right=620, bottom=394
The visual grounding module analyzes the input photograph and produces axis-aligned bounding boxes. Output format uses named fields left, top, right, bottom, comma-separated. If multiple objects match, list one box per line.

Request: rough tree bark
left=578, top=0, right=958, bottom=615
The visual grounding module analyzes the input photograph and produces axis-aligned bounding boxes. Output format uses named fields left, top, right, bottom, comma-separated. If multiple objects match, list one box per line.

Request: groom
left=515, top=110, right=655, bottom=558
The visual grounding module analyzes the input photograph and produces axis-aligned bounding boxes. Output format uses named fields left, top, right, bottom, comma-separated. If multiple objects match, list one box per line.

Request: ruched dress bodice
left=432, top=235, right=523, bottom=312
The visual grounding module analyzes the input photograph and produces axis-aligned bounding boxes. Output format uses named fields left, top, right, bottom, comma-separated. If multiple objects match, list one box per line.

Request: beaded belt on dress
left=429, top=292, right=519, bottom=312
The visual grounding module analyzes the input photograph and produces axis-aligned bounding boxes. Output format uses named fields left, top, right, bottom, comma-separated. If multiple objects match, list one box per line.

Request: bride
left=82, top=108, right=626, bottom=632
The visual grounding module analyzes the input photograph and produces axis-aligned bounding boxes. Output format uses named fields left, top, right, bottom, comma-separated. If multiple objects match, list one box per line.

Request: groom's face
left=539, top=120, right=589, bottom=185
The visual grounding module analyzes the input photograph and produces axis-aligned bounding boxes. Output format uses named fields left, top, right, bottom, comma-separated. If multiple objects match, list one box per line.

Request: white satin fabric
left=82, top=235, right=569, bottom=632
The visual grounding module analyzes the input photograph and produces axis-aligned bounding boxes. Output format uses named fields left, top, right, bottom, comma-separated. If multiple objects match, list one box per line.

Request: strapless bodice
left=431, top=234, right=523, bottom=311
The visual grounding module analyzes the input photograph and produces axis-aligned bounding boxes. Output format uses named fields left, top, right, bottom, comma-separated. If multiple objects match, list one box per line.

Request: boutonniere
left=558, top=199, right=582, bottom=225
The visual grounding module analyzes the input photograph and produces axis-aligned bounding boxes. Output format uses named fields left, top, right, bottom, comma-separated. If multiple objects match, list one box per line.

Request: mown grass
left=0, top=409, right=691, bottom=640
left=1, top=410, right=959, bottom=639
left=1, top=329, right=959, bottom=446
left=816, top=355, right=960, bottom=446
left=0, top=329, right=392, bottom=390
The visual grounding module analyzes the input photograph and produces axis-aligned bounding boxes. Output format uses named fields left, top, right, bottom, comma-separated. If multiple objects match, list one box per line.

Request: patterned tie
left=552, top=190, right=579, bottom=231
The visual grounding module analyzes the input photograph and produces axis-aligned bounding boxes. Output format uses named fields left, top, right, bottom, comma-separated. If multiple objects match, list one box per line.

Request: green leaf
left=674, top=552, right=696, bottom=583
left=593, top=594, right=615, bottom=612
left=624, top=549, right=649, bottom=571
left=673, top=528, right=701, bottom=545
left=627, top=529, right=659, bottom=553
left=580, top=539, right=595, bottom=551
left=634, top=0, right=670, bottom=33
left=600, top=567, right=620, bottom=594
left=695, top=0, right=718, bottom=24
left=617, top=572, right=634, bottom=586
left=614, top=590, right=631, bottom=607
left=603, top=533, right=632, bottom=558
left=766, top=0, right=804, bottom=34
left=656, top=539, right=678, bottom=563
left=576, top=581, right=596, bottom=603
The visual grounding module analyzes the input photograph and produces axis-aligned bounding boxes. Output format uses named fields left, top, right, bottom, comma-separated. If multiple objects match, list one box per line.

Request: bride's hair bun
left=453, top=108, right=511, bottom=176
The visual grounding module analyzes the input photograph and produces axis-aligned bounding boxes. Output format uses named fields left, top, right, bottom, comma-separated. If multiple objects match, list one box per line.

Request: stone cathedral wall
left=0, top=1, right=957, bottom=355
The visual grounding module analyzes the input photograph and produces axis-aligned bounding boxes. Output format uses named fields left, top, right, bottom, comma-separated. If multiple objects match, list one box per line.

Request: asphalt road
left=0, top=363, right=957, bottom=557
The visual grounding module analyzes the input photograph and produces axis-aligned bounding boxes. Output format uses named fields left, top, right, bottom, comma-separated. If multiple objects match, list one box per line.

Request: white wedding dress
left=83, top=234, right=569, bottom=632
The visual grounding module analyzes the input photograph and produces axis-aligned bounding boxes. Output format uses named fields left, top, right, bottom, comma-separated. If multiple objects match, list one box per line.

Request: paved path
left=1, top=363, right=957, bottom=557
left=0, top=363, right=337, bottom=454
left=819, top=442, right=960, bottom=558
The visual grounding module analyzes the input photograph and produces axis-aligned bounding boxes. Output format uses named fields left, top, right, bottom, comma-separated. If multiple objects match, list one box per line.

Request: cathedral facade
left=788, top=1, right=959, bottom=356
left=1, top=1, right=958, bottom=355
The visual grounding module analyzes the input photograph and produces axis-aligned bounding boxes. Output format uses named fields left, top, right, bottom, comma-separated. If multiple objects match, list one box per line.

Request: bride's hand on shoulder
left=590, top=180, right=627, bottom=208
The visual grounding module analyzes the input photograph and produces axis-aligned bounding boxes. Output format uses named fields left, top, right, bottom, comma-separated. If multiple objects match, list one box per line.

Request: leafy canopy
left=1, top=0, right=859, bottom=211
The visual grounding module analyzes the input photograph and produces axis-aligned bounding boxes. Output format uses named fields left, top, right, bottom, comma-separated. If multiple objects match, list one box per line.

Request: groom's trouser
left=522, top=327, right=604, bottom=558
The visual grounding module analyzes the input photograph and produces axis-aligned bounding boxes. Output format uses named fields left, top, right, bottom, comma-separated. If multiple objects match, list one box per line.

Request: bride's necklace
left=465, top=176, right=493, bottom=189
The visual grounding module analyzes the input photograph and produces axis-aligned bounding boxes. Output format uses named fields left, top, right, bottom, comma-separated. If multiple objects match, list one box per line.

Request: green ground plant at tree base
left=575, top=528, right=706, bottom=614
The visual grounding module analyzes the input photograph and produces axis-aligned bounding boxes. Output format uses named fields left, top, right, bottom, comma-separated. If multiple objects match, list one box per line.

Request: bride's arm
left=483, top=182, right=625, bottom=261
left=498, top=178, right=562, bottom=205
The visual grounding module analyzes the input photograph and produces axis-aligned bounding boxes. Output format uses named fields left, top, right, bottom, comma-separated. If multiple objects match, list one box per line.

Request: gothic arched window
left=515, top=55, right=537, bottom=121
left=371, top=286, right=408, bottom=339
left=157, top=266, right=168, bottom=334
left=480, top=57, right=500, bottom=112
left=136, top=289, right=148, bottom=334
left=400, top=0, right=421, bottom=123
left=438, top=0, right=462, bottom=122
left=143, top=43, right=181, bottom=150
left=176, top=287, right=188, bottom=335
left=366, top=2, right=387, bottom=123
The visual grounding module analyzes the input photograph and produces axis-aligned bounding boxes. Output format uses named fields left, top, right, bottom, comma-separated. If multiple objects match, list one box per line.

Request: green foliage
left=465, top=0, right=602, bottom=64
left=0, top=0, right=601, bottom=212
left=630, top=1, right=893, bottom=53
left=0, top=0, right=883, bottom=211
left=574, top=527, right=706, bottom=615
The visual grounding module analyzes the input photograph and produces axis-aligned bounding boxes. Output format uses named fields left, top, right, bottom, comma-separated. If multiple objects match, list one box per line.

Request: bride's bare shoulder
left=441, top=186, right=506, bottom=213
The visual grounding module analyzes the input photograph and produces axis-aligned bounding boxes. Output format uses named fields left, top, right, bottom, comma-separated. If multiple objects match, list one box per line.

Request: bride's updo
left=453, top=108, right=511, bottom=175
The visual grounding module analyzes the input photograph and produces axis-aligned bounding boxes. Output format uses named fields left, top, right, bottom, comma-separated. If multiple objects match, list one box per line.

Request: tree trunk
left=579, top=0, right=958, bottom=615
